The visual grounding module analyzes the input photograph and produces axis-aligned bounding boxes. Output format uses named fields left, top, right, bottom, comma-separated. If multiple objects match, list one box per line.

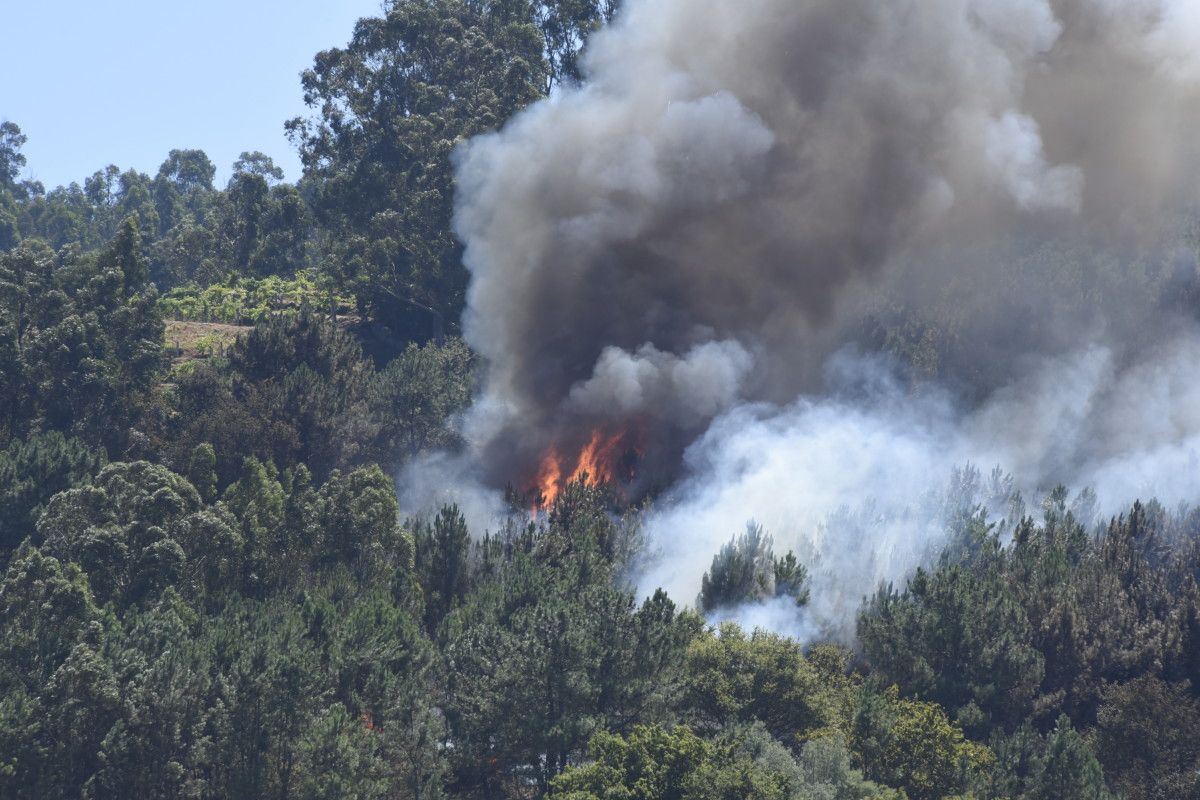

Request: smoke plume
left=639, top=332, right=1200, bottom=641
left=408, top=0, right=1200, bottom=639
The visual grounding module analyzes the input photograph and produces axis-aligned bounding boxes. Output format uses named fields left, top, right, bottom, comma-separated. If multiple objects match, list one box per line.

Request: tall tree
left=0, top=121, right=27, bottom=189
left=533, top=0, right=621, bottom=91
left=0, top=432, right=106, bottom=563
left=287, top=0, right=548, bottom=337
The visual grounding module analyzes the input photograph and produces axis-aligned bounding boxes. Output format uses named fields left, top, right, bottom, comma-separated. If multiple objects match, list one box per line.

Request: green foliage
left=219, top=159, right=309, bottom=278
left=43, top=639, right=124, bottom=795
left=414, top=505, right=473, bottom=632
left=5, top=9, right=1200, bottom=800
left=0, top=122, right=29, bottom=250
left=287, top=0, right=614, bottom=336
left=534, top=0, right=622, bottom=91
left=551, top=724, right=787, bottom=800
left=233, top=150, right=285, bottom=182
left=442, top=497, right=701, bottom=795
left=173, top=312, right=377, bottom=481
left=295, top=703, right=388, bottom=799
left=699, top=523, right=775, bottom=611
left=0, top=224, right=165, bottom=451
left=0, top=543, right=100, bottom=689
left=8, top=450, right=1192, bottom=800
left=312, top=464, right=411, bottom=578
left=370, top=337, right=476, bottom=455
left=36, top=461, right=204, bottom=606
left=221, top=456, right=288, bottom=591
left=0, top=431, right=106, bottom=563
left=684, top=625, right=850, bottom=747
left=556, top=722, right=902, bottom=800
left=698, top=523, right=809, bottom=612
left=0, top=544, right=105, bottom=795
left=1093, top=676, right=1200, bottom=800
left=0, top=121, right=27, bottom=189
left=853, top=685, right=993, bottom=800
left=159, top=270, right=352, bottom=324
left=186, top=441, right=218, bottom=503
left=788, top=734, right=905, bottom=800
left=5, top=141, right=316, bottom=291
left=1024, top=716, right=1114, bottom=800
left=167, top=315, right=476, bottom=492
left=730, top=723, right=906, bottom=800
left=858, top=559, right=1044, bottom=735
left=859, top=492, right=1198, bottom=755
left=2, top=1, right=616, bottom=329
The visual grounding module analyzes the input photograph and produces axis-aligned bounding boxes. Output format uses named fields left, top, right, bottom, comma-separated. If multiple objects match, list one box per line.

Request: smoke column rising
left=640, top=333, right=1200, bottom=641
left=405, top=0, right=1200, bottom=639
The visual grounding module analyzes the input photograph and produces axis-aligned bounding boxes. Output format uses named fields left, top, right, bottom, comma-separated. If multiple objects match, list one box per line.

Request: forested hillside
left=3, top=0, right=1200, bottom=798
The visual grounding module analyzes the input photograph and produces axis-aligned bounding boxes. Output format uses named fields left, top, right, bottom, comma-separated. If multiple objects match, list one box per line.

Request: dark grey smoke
left=452, top=0, right=1200, bottom=486
left=397, top=0, right=1200, bottom=637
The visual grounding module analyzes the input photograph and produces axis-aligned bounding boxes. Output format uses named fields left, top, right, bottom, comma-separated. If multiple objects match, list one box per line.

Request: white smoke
left=421, top=0, right=1200, bottom=641
left=639, top=332, right=1200, bottom=641
left=396, top=450, right=507, bottom=537
left=1089, top=0, right=1200, bottom=82
left=568, top=340, right=753, bottom=426
left=982, top=112, right=1083, bottom=212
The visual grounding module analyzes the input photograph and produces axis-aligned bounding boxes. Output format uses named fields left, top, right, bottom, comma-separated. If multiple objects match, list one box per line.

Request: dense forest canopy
left=3, top=0, right=1200, bottom=798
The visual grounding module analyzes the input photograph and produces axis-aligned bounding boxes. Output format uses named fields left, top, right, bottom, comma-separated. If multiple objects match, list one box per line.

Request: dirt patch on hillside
left=164, top=320, right=252, bottom=363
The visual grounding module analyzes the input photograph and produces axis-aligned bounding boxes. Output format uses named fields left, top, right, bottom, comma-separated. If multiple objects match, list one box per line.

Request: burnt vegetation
left=2, top=1, right=1200, bottom=799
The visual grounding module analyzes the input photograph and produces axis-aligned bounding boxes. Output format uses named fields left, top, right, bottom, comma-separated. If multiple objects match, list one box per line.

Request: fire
left=535, top=448, right=565, bottom=506
left=532, top=427, right=640, bottom=508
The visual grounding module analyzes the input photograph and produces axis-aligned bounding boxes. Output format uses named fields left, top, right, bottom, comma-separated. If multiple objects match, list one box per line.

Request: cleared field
left=164, top=319, right=251, bottom=363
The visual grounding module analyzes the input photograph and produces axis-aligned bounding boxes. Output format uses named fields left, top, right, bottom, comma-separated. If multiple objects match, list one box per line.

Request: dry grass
left=164, top=319, right=251, bottom=363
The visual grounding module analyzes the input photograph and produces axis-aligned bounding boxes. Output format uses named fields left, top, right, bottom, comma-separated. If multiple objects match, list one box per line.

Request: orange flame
left=532, top=427, right=639, bottom=508
left=536, top=448, right=565, bottom=506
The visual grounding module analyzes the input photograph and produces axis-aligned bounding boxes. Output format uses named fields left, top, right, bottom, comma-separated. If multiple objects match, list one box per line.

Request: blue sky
left=2, top=0, right=383, bottom=190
